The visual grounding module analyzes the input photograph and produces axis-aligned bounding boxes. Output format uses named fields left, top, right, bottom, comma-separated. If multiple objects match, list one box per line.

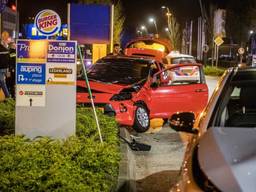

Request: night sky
left=17, top=0, right=226, bottom=27
left=16, top=0, right=228, bottom=41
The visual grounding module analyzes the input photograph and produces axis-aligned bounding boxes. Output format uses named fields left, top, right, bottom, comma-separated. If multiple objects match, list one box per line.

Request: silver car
left=170, top=67, right=256, bottom=192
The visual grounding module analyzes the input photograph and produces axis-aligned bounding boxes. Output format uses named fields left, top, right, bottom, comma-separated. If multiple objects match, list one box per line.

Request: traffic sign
left=238, top=47, right=245, bottom=55
left=214, top=36, right=224, bottom=46
left=203, top=44, right=209, bottom=53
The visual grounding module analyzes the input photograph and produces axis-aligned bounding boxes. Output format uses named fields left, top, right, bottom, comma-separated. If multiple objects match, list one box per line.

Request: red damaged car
left=77, top=55, right=208, bottom=132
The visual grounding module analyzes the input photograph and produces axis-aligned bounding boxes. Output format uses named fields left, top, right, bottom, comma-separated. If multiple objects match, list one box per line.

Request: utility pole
left=189, top=20, right=193, bottom=55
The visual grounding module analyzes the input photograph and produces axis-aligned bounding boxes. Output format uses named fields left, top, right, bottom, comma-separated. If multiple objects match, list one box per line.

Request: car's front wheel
left=133, top=104, right=150, bottom=133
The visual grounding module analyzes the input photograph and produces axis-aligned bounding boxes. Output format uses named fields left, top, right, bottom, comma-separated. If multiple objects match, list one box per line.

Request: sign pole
left=77, top=45, right=103, bottom=143
left=216, top=45, right=219, bottom=67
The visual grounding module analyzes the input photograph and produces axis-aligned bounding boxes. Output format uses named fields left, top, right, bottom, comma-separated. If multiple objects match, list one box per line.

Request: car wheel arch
left=134, top=100, right=150, bottom=113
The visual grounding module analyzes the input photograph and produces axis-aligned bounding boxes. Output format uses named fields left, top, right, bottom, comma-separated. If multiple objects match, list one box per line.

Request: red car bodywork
left=124, top=37, right=171, bottom=62
left=76, top=56, right=208, bottom=127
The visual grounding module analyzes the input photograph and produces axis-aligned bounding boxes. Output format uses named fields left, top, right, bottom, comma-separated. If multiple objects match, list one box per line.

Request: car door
left=149, top=64, right=208, bottom=119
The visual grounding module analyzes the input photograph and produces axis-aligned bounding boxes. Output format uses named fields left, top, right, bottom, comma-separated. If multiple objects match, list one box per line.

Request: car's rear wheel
left=133, top=104, right=150, bottom=133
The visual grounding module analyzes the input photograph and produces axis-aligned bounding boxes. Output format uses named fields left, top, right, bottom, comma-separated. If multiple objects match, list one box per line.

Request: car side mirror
left=169, top=112, right=198, bottom=134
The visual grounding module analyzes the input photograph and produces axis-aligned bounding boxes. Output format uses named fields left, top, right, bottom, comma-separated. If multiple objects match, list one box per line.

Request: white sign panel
left=46, top=63, right=76, bottom=85
left=16, top=85, right=46, bottom=107
left=16, top=39, right=77, bottom=139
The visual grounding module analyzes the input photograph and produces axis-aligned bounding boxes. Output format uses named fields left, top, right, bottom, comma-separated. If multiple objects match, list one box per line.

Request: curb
left=116, top=128, right=136, bottom=192
left=205, top=75, right=220, bottom=80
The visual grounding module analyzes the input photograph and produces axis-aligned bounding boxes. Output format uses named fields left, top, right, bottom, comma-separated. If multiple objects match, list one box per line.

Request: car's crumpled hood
left=198, top=127, right=256, bottom=192
left=77, top=80, right=128, bottom=94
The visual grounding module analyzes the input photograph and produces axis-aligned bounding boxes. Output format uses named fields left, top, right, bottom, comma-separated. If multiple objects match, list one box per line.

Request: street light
left=140, top=25, right=148, bottom=35
left=161, top=6, right=172, bottom=24
left=165, top=27, right=169, bottom=32
left=137, top=30, right=142, bottom=36
left=249, top=30, right=254, bottom=35
left=148, top=17, right=158, bottom=35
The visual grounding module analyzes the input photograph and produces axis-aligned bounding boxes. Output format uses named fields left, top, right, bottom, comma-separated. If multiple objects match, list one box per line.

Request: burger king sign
left=35, top=9, right=61, bottom=36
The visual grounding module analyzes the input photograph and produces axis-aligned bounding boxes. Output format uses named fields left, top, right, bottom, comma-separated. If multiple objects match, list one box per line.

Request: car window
left=213, top=72, right=256, bottom=128
left=159, top=66, right=201, bottom=86
left=87, top=58, right=155, bottom=85
left=171, top=57, right=196, bottom=64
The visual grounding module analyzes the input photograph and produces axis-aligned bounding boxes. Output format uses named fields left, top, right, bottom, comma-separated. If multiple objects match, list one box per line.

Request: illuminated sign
left=16, top=63, right=46, bottom=85
left=35, top=9, right=61, bottom=36
left=17, top=40, right=47, bottom=63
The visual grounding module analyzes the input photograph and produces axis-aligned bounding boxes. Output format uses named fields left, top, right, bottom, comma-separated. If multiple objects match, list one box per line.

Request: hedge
left=203, top=65, right=225, bottom=77
left=0, top=99, right=120, bottom=192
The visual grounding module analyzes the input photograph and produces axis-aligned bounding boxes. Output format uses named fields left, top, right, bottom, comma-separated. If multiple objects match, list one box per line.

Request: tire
left=133, top=104, right=150, bottom=133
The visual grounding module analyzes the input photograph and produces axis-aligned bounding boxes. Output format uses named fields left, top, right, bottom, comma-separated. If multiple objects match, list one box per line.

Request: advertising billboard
left=69, top=4, right=111, bottom=44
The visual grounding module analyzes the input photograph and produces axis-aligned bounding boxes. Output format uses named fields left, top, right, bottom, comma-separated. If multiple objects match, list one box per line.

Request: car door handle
left=195, top=89, right=207, bottom=93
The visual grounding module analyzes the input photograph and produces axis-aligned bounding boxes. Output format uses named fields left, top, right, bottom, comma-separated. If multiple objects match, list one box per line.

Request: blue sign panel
left=16, top=63, right=46, bottom=85
left=47, top=41, right=76, bottom=63
left=17, top=40, right=30, bottom=59
left=70, top=4, right=111, bottom=44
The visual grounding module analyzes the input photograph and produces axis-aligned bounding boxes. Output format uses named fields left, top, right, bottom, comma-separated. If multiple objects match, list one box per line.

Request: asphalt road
left=134, top=76, right=219, bottom=192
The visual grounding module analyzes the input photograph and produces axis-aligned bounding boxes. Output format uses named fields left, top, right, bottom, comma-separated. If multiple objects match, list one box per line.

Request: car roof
left=236, top=66, right=256, bottom=72
left=231, top=67, right=256, bottom=82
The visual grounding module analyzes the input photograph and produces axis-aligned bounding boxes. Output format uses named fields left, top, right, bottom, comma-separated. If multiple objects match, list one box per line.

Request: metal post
left=154, top=20, right=158, bottom=35
left=189, top=21, right=193, bottom=55
left=202, top=19, right=206, bottom=61
left=197, top=17, right=201, bottom=60
left=216, top=45, right=219, bottom=67
left=110, top=4, right=114, bottom=53
left=67, top=3, right=71, bottom=40
left=77, top=45, right=103, bottom=143
left=212, top=37, right=215, bottom=67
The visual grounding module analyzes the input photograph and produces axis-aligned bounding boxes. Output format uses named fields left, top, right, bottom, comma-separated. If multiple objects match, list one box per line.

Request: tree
left=166, top=16, right=181, bottom=50
left=113, top=0, right=125, bottom=44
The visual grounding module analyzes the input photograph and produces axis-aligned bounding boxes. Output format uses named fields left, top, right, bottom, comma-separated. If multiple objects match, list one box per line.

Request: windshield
left=87, top=58, right=154, bottom=85
left=213, top=70, right=256, bottom=128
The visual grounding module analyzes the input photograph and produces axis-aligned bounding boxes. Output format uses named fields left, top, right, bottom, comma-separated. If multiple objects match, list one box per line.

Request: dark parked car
left=170, top=67, right=256, bottom=192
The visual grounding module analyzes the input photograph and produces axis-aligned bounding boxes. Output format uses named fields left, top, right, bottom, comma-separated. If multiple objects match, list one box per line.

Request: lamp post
left=140, top=25, right=148, bottom=35
left=161, top=6, right=172, bottom=25
left=137, top=30, right=143, bottom=36
left=148, top=17, right=158, bottom=35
